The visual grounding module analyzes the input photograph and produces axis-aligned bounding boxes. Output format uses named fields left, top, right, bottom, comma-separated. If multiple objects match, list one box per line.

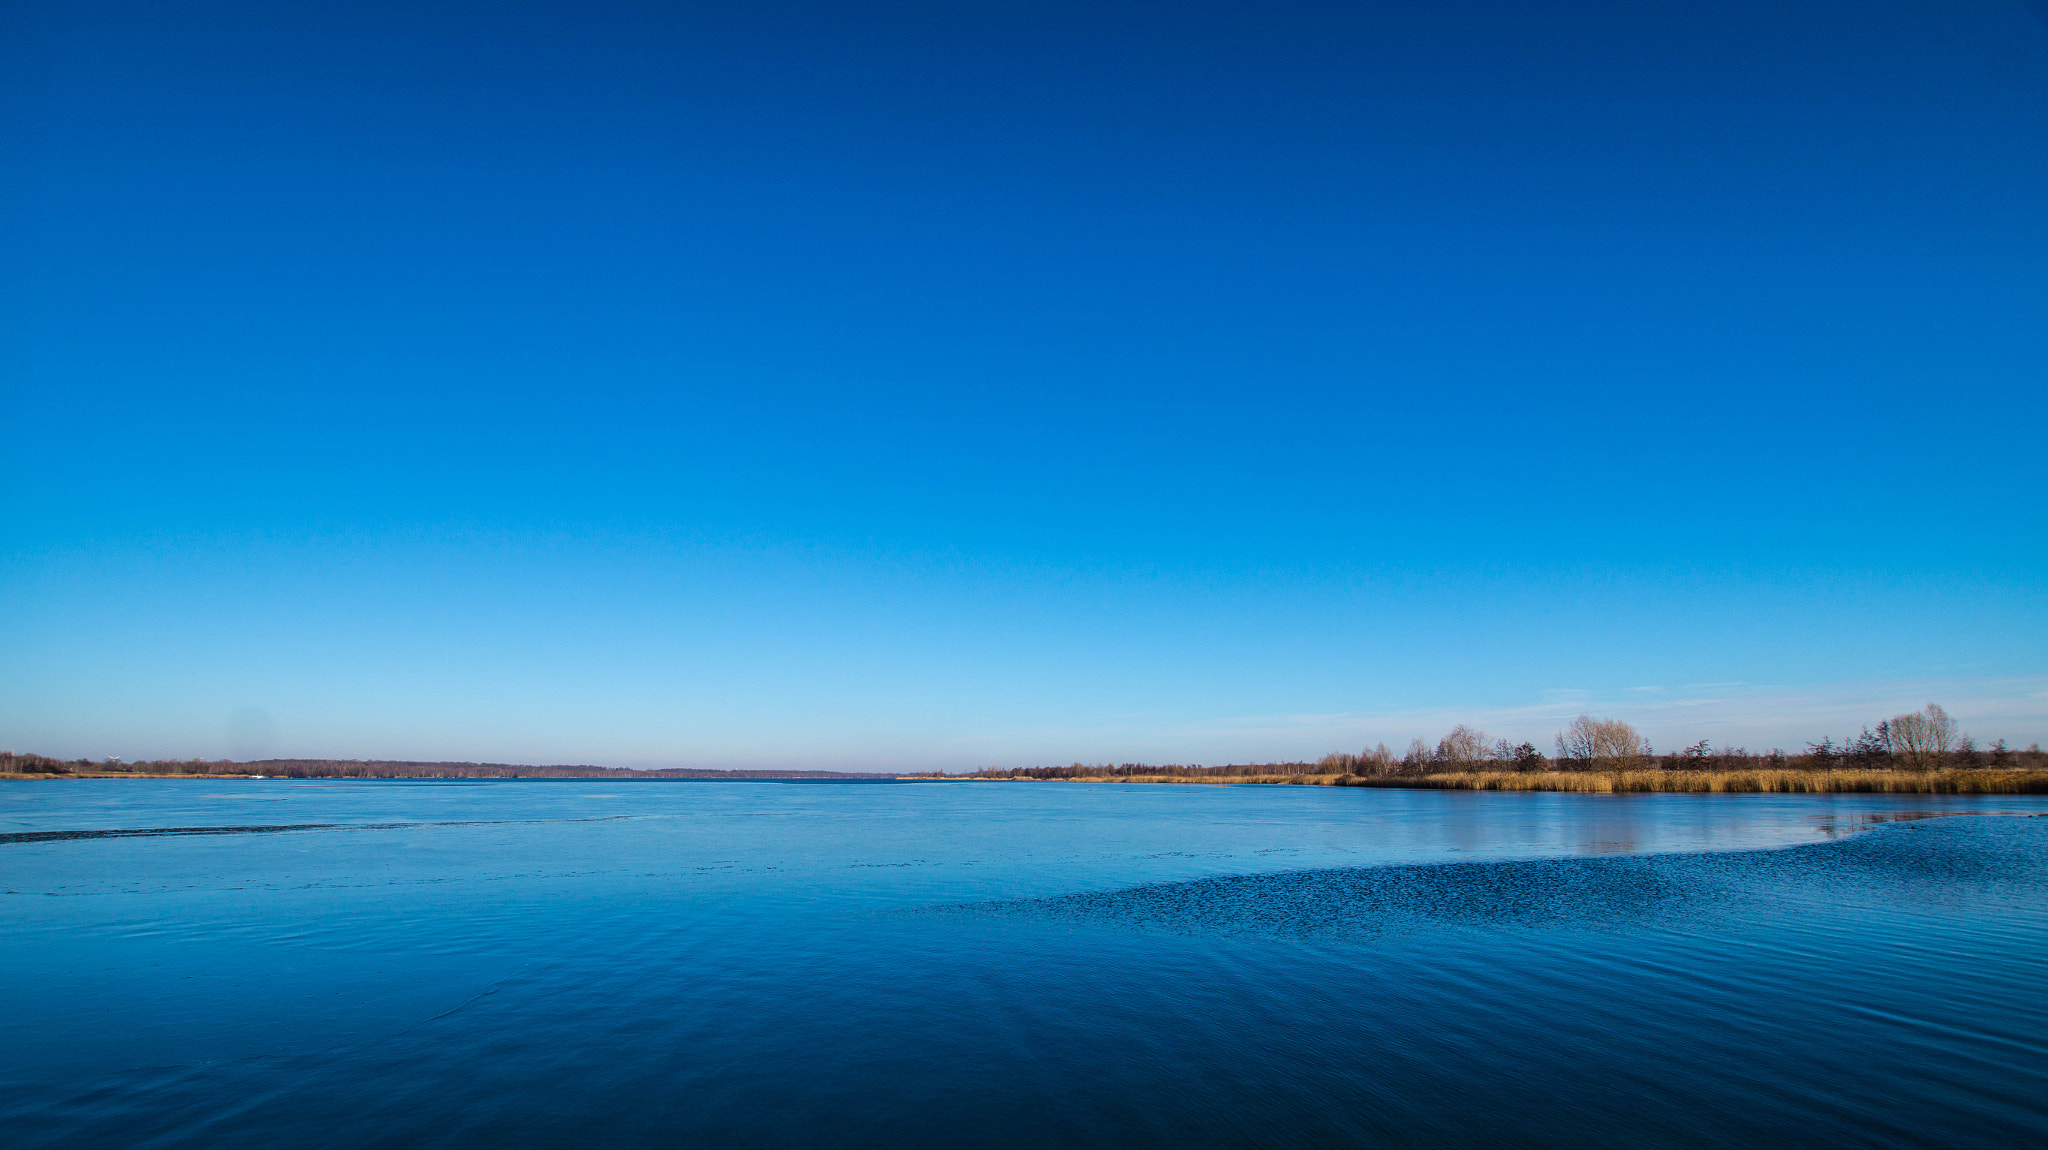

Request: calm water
left=3, top=781, right=2045, bottom=1147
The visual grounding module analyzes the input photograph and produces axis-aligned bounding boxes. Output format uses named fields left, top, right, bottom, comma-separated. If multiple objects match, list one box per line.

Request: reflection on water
left=1810, top=809, right=2003, bottom=838
left=1576, top=815, right=1642, bottom=854
left=1, top=783, right=2044, bottom=1148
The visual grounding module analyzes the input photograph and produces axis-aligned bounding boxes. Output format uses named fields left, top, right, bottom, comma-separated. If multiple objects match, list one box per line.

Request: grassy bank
left=928, top=769, right=2048, bottom=793
left=1340, top=767, right=2048, bottom=794
left=937, top=707, right=2046, bottom=793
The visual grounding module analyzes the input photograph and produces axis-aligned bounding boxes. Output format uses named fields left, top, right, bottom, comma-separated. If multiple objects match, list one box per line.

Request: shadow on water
left=1809, top=808, right=1993, bottom=838
left=920, top=813, right=2048, bottom=943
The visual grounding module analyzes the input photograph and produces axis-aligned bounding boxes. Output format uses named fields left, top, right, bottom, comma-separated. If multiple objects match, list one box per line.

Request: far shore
left=0, top=771, right=893, bottom=781
left=0, top=752, right=897, bottom=782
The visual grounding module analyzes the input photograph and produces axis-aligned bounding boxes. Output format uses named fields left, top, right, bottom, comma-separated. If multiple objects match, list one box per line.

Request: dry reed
left=977, top=769, right=2048, bottom=794
left=1340, top=768, right=2048, bottom=793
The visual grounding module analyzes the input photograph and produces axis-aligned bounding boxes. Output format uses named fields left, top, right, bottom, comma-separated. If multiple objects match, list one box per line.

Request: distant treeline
left=0, top=753, right=883, bottom=780
left=945, top=705, right=2046, bottom=782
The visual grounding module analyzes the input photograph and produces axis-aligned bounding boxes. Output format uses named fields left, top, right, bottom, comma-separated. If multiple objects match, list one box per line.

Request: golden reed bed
left=1351, top=768, right=2048, bottom=793
left=986, top=769, right=2048, bottom=794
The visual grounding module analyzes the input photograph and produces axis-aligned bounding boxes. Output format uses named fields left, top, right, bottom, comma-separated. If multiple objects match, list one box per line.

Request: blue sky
left=5, top=0, right=2045, bottom=767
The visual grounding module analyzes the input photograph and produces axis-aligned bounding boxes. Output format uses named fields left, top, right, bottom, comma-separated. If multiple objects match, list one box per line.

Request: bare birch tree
left=1556, top=715, right=1651, bottom=770
left=1364, top=743, right=1394, bottom=776
left=1435, top=725, right=1490, bottom=765
left=1403, top=738, right=1432, bottom=775
left=1886, top=704, right=1957, bottom=769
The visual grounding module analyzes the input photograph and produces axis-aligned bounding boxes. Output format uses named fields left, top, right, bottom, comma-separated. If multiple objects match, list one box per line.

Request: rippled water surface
left=4, top=780, right=2045, bottom=1147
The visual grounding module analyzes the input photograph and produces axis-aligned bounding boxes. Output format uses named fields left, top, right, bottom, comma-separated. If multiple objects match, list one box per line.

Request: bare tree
left=1365, top=742, right=1394, bottom=776
left=1598, top=721, right=1653, bottom=768
left=1402, top=738, right=1432, bottom=775
left=1556, top=715, right=1651, bottom=770
left=1886, top=704, right=1957, bottom=769
left=1435, top=725, right=1490, bottom=765
left=1556, top=716, right=1594, bottom=765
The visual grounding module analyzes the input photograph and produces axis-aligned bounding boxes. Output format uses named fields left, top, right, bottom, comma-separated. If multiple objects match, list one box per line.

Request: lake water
left=4, top=780, right=2046, bottom=1147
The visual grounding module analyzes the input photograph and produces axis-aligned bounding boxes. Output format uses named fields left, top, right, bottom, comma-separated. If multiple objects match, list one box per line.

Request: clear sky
left=5, top=0, right=2046, bottom=768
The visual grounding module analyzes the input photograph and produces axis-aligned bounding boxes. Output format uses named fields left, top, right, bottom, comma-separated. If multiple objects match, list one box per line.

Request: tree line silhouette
left=0, top=753, right=884, bottom=779
left=950, top=705, right=2044, bottom=781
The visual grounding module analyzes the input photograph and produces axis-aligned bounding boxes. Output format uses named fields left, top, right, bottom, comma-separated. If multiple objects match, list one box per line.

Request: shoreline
left=898, top=768, right=2048, bottom=794
left=0, top=772, right=899, bottom=782
left=10, top=768, right=2046, bottom=795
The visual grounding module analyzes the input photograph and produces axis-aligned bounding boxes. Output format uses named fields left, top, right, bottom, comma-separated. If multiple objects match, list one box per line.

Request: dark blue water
left=4, top=781, right=2045, bottom=1147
